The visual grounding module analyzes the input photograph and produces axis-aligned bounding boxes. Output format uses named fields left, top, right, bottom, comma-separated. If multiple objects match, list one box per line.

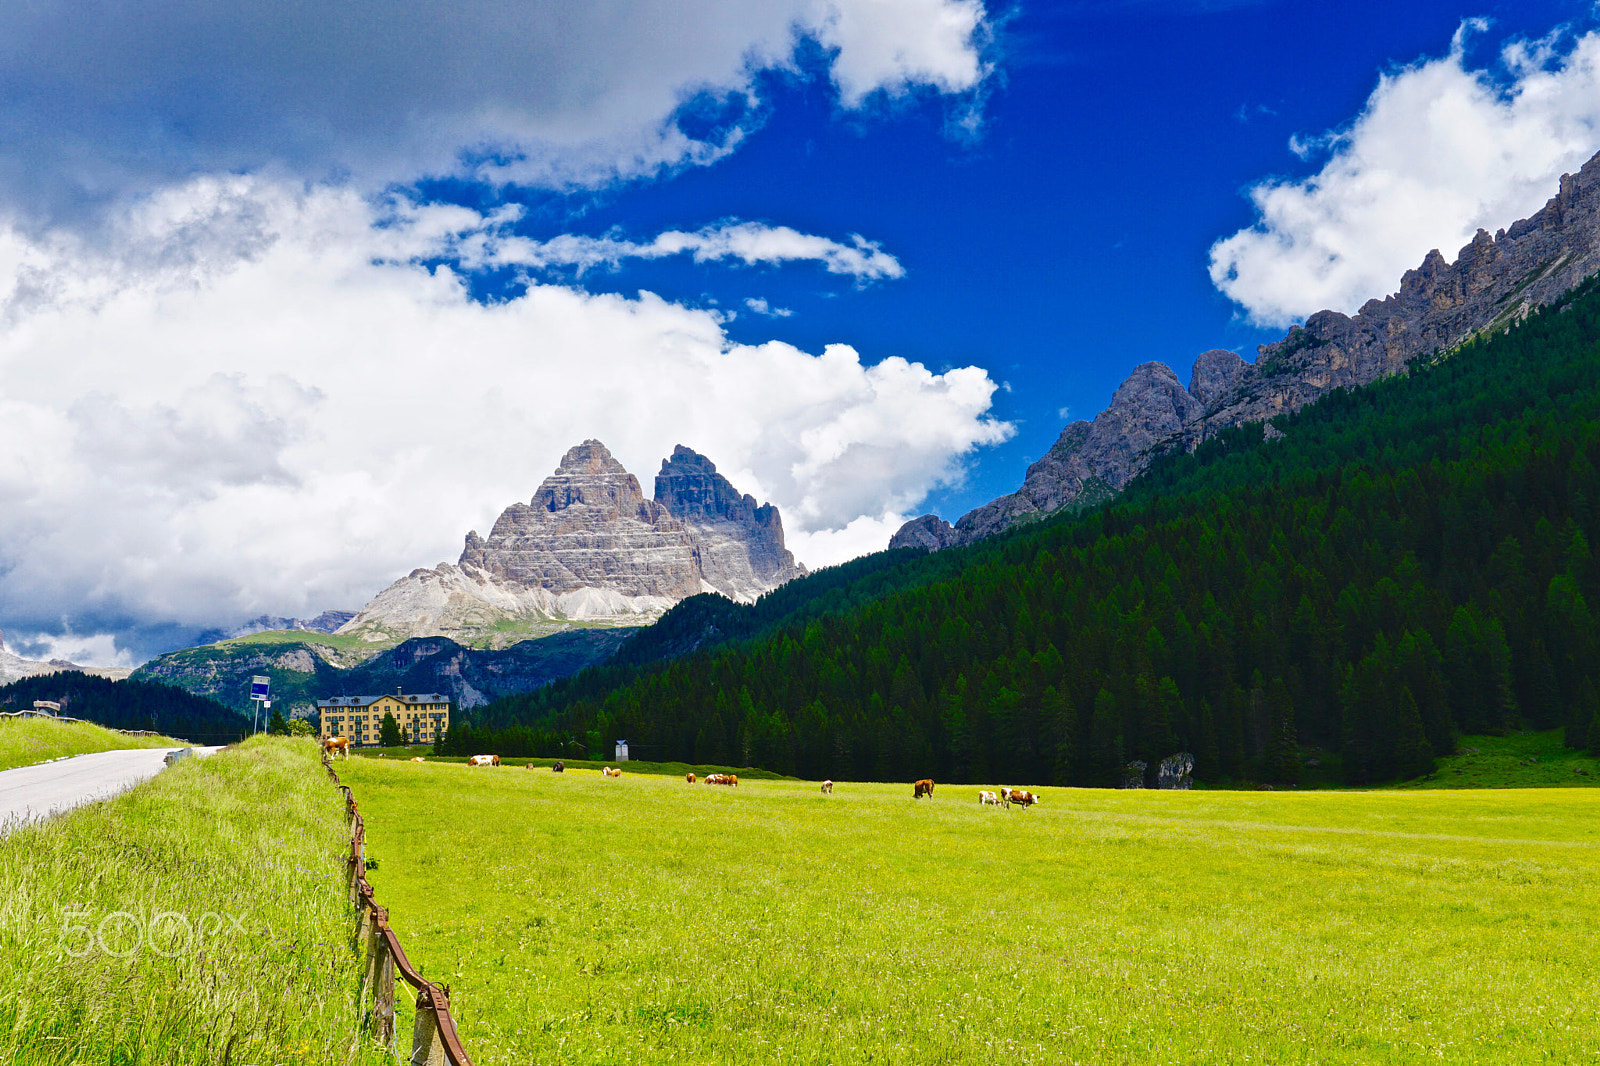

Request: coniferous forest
left=464, top=276, right=1600, bottom=787
left=0, top=673, right=251, bottom=744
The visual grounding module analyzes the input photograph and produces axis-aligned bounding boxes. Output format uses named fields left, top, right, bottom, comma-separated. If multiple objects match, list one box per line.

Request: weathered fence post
left=372, top=934, right=396, bottom=1050
left=361, top=916, right=396, bottom=1049
left=410, top=987, right=448, bottom=1066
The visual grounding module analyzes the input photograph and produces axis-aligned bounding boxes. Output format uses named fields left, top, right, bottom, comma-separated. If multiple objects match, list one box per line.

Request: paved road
left=0, top=746, right=223, bottom=833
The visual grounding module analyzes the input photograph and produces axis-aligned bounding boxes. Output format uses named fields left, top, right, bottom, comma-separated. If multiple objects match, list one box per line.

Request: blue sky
left=0, top=0, right=1597, bottom=663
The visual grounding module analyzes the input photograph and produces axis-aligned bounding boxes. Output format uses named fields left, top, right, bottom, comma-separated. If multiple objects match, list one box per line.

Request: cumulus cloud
left=0, top=0, right=993, bottom=219
left=0, top=179, right=1011, bottom=659
left=1210, top=21, right=1600, bottom=326
left=457, top=218, right=904, bottom=281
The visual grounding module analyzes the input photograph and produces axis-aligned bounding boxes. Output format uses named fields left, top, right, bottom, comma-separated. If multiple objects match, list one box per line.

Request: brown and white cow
left=821, top=779, right=834, bottom=794
left=410, top=756, right=426, bottom=763
left=979, top=789, right=1000, bottom=806
left=686, top=772, right=697, bottom=784
left=913, top=778, right=935, bottom=799
left=1005, top=788, right=1038, bottom=808
left=469, top=754, right=500, bottom=767
left=322, top=736, right=350, bottom=760
left=602, top=766, right=622, bottom=777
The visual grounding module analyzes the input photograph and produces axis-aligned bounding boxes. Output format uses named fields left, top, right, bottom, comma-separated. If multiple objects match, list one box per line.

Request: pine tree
left=380, top=712, right=402, bottom=747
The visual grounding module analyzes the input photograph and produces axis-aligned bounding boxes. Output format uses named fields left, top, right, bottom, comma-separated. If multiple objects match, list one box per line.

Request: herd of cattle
left=320, top=739, right=1039, bottom=806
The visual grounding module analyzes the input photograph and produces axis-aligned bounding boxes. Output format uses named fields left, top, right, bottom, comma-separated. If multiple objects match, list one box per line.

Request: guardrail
left=323, top=753, right=473, bottom=1066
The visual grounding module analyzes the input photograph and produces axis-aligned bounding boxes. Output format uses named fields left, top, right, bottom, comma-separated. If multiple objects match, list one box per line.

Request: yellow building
left=317, top=691, right=451, bottom=747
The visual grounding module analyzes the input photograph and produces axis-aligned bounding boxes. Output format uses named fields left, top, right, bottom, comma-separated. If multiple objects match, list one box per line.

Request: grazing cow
left=322, top=737, right=350, bottom=760
left=553, top=760, right=565, bottom=773
left=686, top=772, right=696, bottom=784
left=703, top=773, right=735, bottom=786
left=979, top=790, right=1000, bottom=806
left=469, top=754, right=501, bottom=767
left=821, top=780, right=834, bottom=794
left=410, top=756, right=425, bottom=763
left=1005, top=788, right=1038, bottom=808
left=602, top=766, right=622, bottom=777
left=913, top=778, right=935, bottom=799
left=728, top=774, right=738, bottom=787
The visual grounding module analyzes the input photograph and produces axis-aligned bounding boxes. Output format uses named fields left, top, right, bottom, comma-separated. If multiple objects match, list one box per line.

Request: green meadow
left=0, top=715, right=181, bottom=772
left=342, top=759, right=1600, bottom=1065
left=0, top=738, right=386, bottom=1065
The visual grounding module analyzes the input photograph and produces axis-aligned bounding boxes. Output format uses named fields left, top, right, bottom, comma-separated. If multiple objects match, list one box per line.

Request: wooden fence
left=323, top=754, right=474, bottom=1066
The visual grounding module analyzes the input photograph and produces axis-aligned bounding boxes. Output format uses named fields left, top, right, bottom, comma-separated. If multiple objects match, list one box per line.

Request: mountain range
left=893, top=147, right=1600, bottom=550
left=334, top=440, right=805, bottom=646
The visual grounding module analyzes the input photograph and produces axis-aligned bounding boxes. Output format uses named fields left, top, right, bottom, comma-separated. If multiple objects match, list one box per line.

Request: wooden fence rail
left=324, top=755, right=473, bottom=1066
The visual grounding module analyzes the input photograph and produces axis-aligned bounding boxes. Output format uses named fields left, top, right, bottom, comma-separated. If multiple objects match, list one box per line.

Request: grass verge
left=0, top=716, right=183, bottom=773
left=343, top=761, right=1600, bottom=1065
left=0, top=736, right=390, bottom=1065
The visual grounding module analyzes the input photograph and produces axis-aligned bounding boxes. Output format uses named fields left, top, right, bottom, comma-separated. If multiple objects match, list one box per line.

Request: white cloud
left=0, top=0, right=993, bottom=219
left=1209, top=21, right=1600, bottom=327
left=0, top=179, right=1011, bottom=659
left=744, top=297, right=795, bottom=317
left=463, top=218, right=904, bottom=281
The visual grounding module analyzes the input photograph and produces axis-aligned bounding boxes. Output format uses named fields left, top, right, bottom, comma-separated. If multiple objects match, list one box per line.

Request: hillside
left=475, top=273, right=1600, bottom=787
left=133, top=626, right=638, bottom=715
left=0, top=673, right=250, bottom=745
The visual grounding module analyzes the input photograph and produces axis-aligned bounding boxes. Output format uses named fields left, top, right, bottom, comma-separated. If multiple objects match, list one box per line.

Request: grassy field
left=0, top=715, right=183, bottom=772
left=339, top=758, right=1600, bottom=1065
left=0, top=737, right=388, bottom=1065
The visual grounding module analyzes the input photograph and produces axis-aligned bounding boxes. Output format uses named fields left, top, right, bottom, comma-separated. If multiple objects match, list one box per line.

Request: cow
left=728, top=774, right=738, bottom=787
left=821, top=780, right=833, bottom=794
left=469, top=754, right=500, bottom=767
left=1005, top=788, right=1038, bottom=809
left=979, top=789, right=1000, bottom=806
left=552, top=761, right=565, bottom=773
left=704, top=773, right=735, bottom=786
left=686, top=773, right=696, bottom=784
left=913, top=778, right=935, bottom=799
left=602, top=766, right=622, bottom=777
left=322, top=737, right=350, bottom=760
left=410, top=756, right=426, bottom=763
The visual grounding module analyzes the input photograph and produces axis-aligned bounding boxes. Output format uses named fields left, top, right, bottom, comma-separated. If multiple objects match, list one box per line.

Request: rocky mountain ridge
left=338, top=440, right=804, bottom=644
left=895, top=147, right=1600, bottom=549
left=0, top=629, right=133, bottom=685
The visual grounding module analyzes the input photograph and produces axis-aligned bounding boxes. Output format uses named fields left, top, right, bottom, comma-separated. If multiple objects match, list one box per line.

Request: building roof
left=316, top=693, right=451, bottom=709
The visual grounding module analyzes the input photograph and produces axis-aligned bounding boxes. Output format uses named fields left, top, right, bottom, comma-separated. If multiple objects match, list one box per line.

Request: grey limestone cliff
left=654, top=445, right=806, bottom=601
left=460, top=439, right=703, bottom=600
left=338, top=439, right=806, bottom=644
left=896, top=147, right=1600, bottom=550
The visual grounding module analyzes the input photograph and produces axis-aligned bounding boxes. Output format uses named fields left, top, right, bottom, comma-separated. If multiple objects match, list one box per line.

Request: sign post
left=250, top=676, right=271, bottom=734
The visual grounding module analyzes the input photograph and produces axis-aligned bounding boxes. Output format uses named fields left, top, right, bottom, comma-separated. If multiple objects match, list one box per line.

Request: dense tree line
left=0, top=673, right=251, bottom=744
left=476, top=277, right=1600, bottom=786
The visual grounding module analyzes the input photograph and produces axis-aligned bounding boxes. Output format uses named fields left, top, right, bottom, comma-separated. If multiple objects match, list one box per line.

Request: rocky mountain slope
left=655, top=445, right=807, bottom=600
left=339, top=439, right=804, bottom=644
left=895, top=147, right=1600, bottom=549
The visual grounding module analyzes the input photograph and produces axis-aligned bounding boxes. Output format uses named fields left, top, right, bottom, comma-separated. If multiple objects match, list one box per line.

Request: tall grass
left=343, top=759, right=1600, bottom=1065
left=0, top=716, right=181, bottom=773
left=0, top=737, right=389, bottom=1065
